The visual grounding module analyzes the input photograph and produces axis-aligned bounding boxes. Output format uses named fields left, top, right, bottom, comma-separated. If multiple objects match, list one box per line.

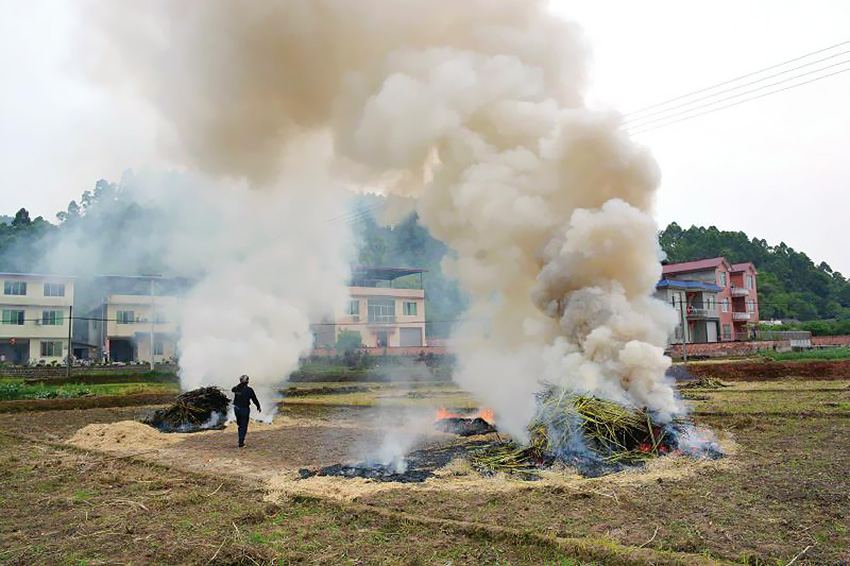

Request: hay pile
left=68, top=421, right=184, bottom=452
left=679, top=377, right=729, bottom=390
left=143, top=386, right=230, bottom=433
left=470, top=386, right=686, bottom=477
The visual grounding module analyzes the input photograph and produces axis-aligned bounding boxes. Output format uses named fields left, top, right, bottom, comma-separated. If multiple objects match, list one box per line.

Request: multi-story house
left=313, top=266, right=427, bottom=349
left=77, top=275, right=186, bottom=364
left=659, top=257, right=759, bottom=342
left=0, top=273, right=75, bottom=364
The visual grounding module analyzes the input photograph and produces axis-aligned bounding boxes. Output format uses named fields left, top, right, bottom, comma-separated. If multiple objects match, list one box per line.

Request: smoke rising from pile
left=86, top=0, right=680, bottom=434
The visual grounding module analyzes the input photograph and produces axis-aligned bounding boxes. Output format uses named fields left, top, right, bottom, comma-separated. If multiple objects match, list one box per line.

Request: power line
left=624, top=39, right=850, bottom=117
left=622, top=50, right=850, bottom=126
left=627, top=66, right=850, bottom=136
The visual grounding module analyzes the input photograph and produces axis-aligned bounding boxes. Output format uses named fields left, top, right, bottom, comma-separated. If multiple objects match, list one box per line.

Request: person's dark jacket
left=231, top=383, right=261, bottom=411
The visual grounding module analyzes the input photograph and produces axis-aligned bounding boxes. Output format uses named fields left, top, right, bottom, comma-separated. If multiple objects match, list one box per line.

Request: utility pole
left=678, top=295, right=688, bottom=363
left=149, top=277, right=156, bottom=371
left=67, top=305, right=73, bottom=378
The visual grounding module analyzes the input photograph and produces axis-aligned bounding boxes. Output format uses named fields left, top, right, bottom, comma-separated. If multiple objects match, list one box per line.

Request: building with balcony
left=0, top=273, right=75, bottom=364
left=76, top=275, right=189, bottom=363
left=655, top=279, right=721, bottom=343
left=313, top=266, right=427, bottom=349
left=659, top=257, right=759, bottom=342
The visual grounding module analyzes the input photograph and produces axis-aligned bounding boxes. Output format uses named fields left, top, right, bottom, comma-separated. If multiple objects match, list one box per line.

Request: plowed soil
left=687, top=359, right=850, bottom=380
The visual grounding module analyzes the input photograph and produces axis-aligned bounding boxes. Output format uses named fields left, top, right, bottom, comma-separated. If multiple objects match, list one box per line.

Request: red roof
left=662, top=257, right=730, bottom=275
left=731, top=262, right=757, bottom=274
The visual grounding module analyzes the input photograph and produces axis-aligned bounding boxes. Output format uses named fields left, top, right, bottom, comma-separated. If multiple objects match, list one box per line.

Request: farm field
left=0, top=370, right=847, bottom=565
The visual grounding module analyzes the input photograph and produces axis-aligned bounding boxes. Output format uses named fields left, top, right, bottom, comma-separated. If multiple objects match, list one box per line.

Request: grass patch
left=760, top=347, right=850, bottom=361
left=0, top=379, right=177, bottom=401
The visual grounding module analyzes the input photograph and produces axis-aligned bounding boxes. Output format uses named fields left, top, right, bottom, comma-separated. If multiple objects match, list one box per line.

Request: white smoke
left=84, top=0, right=681, bottom=435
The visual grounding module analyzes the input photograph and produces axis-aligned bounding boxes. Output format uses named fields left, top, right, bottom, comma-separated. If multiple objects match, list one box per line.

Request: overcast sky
left=1, top=1, right=848, bottom=273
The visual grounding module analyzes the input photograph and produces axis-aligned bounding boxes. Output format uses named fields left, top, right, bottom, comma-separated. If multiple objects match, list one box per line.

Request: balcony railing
left=731, top=287, right=749, bottom=297
left=367, top=315, right=396, bottom=324
left=732, top=312, right=751, bottom=321
left=685, top=304, right=718, bottom=319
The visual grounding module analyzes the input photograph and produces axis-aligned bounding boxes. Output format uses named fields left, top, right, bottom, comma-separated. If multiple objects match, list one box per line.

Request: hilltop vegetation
left=660, top=223, right=850, bottom=322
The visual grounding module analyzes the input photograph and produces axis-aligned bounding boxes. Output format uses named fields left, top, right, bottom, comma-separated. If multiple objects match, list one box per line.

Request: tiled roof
left=731, top=262, right=757, bottom=273
left=662, top=257, right=729, bottom=275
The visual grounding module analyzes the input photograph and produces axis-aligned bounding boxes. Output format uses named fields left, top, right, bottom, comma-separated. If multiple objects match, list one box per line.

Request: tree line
left=2, top=186, right=847, bottom=329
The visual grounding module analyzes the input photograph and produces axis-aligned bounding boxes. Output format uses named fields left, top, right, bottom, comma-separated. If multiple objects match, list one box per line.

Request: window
left=42, top=310, right=64, bottom=326
left=345, top=300, right=360, bottom=318
left=721, top=298, right=729, bottom=313
left=153, top=339, right=164, bottom=356
left=2, top=309, right=25, bottom=325
left=403, top=301, right=417, bottom=316
left=154, top=311, right=167, bottom=324
left=746, top=275, right=754, bottom=290
left=718, top=272, right=727, bottom=287
left=116, top=310, right=135, bottom=324
left=367, top=298, right=395, bottom=323
left=4, top=281, right=26, bottom=296
left=722, top=324, right=732, bottom=340
left=43, top=282, right=65, bottom=297
left=747, top=300, right=755, bottom=313
left=40, top=340, right=62, bottom=357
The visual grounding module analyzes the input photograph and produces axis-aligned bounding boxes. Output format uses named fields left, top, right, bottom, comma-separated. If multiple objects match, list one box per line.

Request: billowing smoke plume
left=85, top=0, right=680, bottom=434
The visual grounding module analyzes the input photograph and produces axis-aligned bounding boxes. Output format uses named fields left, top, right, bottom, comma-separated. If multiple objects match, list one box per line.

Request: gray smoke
left=83, top=0, right=681, bottom=435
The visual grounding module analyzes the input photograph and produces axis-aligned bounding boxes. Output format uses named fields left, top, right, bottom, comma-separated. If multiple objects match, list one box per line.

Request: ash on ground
left=142, top=386, right=230, bottom=433
left=298, top=442, right=491, bottom=483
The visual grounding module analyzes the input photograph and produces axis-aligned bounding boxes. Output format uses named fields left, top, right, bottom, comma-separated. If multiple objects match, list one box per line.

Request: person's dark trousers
left=234, top=407, right=250, bottom=447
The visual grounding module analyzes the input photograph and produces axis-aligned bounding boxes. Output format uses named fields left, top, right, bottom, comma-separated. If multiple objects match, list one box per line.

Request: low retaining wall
left=309, top=346, right=449, bottom=357
left=813, top=335, right=850, bottom=347
left=667, top=335, right=850, bottom=359
left=0, top=364, right=178, bottom=380
left=666, top=340, right=790, bottom=359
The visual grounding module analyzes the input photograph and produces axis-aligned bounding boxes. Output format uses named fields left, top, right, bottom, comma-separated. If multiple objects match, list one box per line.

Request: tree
left=11, top=208, right=31, bottom=227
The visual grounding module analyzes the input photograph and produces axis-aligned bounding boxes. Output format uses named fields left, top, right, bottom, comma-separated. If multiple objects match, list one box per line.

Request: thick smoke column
left=86, top=0, right=680, bottom=434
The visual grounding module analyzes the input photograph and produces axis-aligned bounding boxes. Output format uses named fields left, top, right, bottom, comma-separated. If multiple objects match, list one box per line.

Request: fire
left=434, top=407, right=495, bottom=424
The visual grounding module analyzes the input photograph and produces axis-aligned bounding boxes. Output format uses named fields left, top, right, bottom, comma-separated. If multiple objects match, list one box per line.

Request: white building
left=0, top=273, right=75, bottom=364
left=78, top=276, right=188, bottom=364
left=313, top=267, right=427, bottom=349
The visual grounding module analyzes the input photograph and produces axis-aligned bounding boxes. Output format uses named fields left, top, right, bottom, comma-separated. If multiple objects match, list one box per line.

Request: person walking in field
left=231, top=375, right=261, bottom=448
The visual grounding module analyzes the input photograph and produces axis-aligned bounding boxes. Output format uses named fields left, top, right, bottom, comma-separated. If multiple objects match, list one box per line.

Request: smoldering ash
left=87, top=0, right=681, bottom=434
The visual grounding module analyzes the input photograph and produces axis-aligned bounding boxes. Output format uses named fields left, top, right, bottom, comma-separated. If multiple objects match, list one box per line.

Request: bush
left=335, top=329, right=363, bottom=354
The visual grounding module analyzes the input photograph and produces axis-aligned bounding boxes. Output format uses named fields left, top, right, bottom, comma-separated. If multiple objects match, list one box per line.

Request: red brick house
left=658, top=257, right=759, bottom=342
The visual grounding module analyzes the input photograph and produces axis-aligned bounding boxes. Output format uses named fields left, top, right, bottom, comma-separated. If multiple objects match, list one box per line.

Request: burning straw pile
left=470, top=385, right=713, bottom=477
left=143, top=386, right=230, bottom=433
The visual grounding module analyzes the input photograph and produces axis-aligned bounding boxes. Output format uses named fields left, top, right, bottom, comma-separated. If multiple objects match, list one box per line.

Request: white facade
left=99, top=294, right=179, bottom=363
left=314, top=286, right=427, bottom=349
left=0, top=273, right=75, bottom=364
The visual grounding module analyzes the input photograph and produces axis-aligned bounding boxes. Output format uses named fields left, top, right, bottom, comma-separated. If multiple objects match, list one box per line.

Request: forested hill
left=659, top=223, right=850, bottom=321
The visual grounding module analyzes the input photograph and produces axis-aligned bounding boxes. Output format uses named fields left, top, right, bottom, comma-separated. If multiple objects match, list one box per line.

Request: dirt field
left=1, top=375, right=848, bottom=565
left=686, top=358, right=850, bottom=380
